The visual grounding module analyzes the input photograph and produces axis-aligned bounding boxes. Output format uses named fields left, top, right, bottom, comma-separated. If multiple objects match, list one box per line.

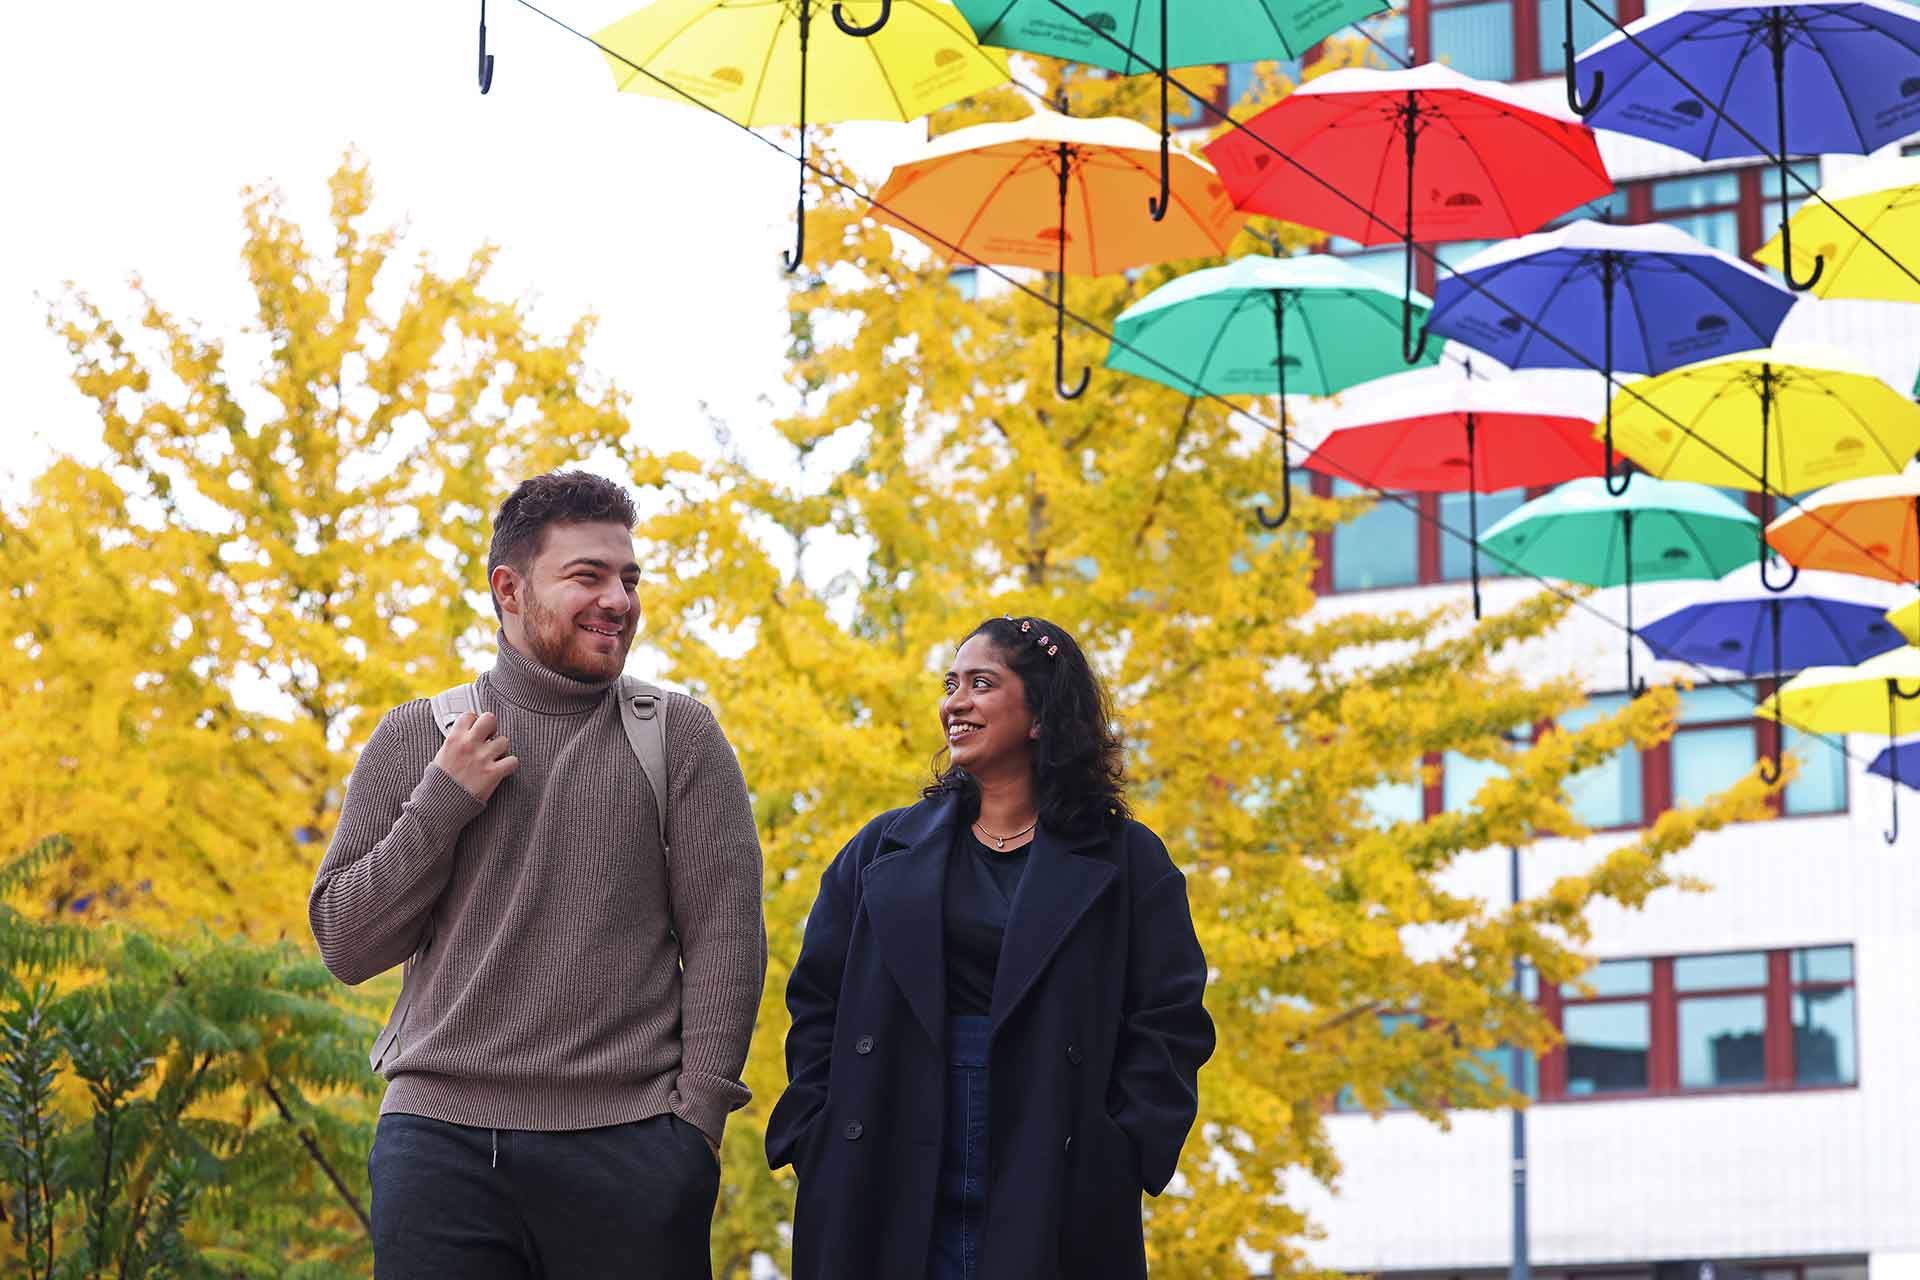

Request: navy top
left=943, top=825, right=1031, bottom=1014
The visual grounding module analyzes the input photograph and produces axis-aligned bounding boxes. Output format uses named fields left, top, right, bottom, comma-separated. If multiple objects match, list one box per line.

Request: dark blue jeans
left=928, top=1015, right=991, bottom=1280
left=368, top=1111, right=718, bottom=1280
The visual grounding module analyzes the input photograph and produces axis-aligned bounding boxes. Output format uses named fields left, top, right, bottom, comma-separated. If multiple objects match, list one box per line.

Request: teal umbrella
left=953, top=0, right=1389, bottom=219
left=1480, top=477, right=1761, bottom=690
left=1105, top=254, right=1436, bottom=528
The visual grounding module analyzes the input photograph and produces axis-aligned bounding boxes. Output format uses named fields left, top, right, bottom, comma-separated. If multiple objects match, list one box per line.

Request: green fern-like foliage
left=0, top=839, right=381, bottom=1277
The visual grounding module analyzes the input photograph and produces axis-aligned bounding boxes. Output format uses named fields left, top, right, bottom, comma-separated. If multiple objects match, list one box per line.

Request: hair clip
left=1019, top=619, right=1032, bottom=632
left=1047, top=644, right=1058, bottom=656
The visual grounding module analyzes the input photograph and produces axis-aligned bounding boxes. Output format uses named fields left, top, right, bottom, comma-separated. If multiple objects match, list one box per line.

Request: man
left=310, top=471, right=766, bottom=1279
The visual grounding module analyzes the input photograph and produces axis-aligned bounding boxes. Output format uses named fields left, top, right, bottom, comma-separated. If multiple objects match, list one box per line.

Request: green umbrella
left=953, top=0, right=1388, bottom=219
left=1480, top=476, right=1760, bottom=690
left=1106, top=254, right=1436, bottom=527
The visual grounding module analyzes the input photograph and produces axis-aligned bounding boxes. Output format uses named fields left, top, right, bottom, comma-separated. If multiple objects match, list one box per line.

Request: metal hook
left=1562, top=0, right=1601, bottom=115
left=1759, top=550, right=1800, bottom=592
left=1766, top=13, right=1824, bottom=293
left=1255, top=429, right=1293, bottom=529
left=1053, top=141, right=1088, bottom=399
left=478, top=0, right=496, bottom=94
left=1403, top=300, right=1431, bottom=364
left=832, top=0, right=891, bottom=36
left=782, top=5, right=813, bottom=274
left=1147, top=0, right=1171, bottom=221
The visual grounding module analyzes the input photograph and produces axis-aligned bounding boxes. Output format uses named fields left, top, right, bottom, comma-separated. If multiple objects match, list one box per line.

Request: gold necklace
left=973, top=817, right=1036, bottom=850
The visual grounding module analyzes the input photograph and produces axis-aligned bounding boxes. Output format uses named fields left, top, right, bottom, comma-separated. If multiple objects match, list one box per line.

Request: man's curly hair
left=485, top=471, right=638, bottom=619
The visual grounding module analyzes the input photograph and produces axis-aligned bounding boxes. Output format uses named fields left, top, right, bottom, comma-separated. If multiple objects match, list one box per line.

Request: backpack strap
left=616, top=676, right=671, bottom=857
left=428, top=683, right=480, bottom=736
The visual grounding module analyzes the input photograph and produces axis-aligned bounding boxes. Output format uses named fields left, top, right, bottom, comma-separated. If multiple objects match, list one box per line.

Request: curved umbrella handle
left=478, top=0, right=496, bottom=94
left=833, top=0, right=891, bottom=37
left=1562, top=0, right=1601, bottom=114
left=1255, top=428, right=1293, bottom=529
left=1884, top=679, right=1920, bottom=843
left=1147, top=0, right=1170, bottom=222
left=1603, top=412, right=1632, bottom=496
left=1402, top=294, right=1430, bottom=364
left=1767, top=16, right=1824, bottom=293
left=1779, top=210, right=1826, bottom=292
left=1759, top=599, right=1787, bottom=784
left=1759, top=547, right=1799, bottom=592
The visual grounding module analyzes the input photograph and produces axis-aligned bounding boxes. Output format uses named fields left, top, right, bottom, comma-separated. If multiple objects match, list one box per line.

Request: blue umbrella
left=1429, top=220, right=1797, bottom=492
left=1867, top=738, right=1920, bottom=792
left=1641, top=567, right=1907, bottom=778
left=1571, top=0, right=1920, bottom=291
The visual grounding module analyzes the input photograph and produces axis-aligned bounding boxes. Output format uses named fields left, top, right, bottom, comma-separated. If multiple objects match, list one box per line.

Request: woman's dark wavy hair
left=924, top=616, right=1131, bottom=833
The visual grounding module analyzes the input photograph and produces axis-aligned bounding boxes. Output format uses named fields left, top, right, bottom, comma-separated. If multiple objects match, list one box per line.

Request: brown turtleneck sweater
left=308, top=637, right=766, bottom=1144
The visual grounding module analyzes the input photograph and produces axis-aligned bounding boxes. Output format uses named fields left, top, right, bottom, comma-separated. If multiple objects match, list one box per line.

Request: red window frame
left=1537, top=947, right=1858, bottom=1103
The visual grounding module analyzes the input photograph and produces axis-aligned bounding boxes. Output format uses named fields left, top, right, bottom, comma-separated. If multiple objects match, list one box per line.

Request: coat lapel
left=989, top=823, right=1117, bottom=1037
left=859, top=796, right=957, bottom=1055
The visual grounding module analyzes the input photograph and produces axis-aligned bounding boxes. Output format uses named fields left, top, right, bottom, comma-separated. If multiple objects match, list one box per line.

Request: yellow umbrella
left=1887, top=598, right=1920, bottom=646
left=1753, top=153, right=1920, bottom=302
left=1762, top=645, right=1920, bottom=841
left=1607, top=344, right=1920, bottom=590
left=872, top=104, right=1247, bottom=398
left=595, top=0, right=1012, bottom=270
left=1765, top=471, right=1920, bottom=585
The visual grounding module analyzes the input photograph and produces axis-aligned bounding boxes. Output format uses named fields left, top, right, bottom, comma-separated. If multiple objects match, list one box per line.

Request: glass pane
left=1563, top=957, right=1653, bottom=997
left=1792, top=944, right=1853, bottom=984
left=1431, top=1, right=1516, bottom=80
left=1794, top=987, right=1857, bottom=1085
left=1657, top=210, right=1740, bottom=255
left=1362, top=777, right=1426, bottom=827
left=1564, top=733, right=1643, bottom=826
left=1782, top=726, right=1847, bottom=815
left=1759, top=160, right=1823, bottom=237
left=1441, top=488, right=1526, bottom=580
left=1651, top=171, right=1742, bottom=211
left=1539, top=0, right=1618, bottom=73
left=1677, top=683, right=1756, bottom=724
left=1563, top=1002, right=1650, bottom=1094
left=1678, top=994, right=1768, bottom=1087
left=1473, top=1046, right=1539, bottom=1099
left=1671, top=724, right=1757, bottom=808
left=1330, top=479, right=1420, bottom=591
left=1442, top=751, right=1506, bottom=811
left=1548, top=188, right=1628, bottom=228
left=948, top=266, right=978, bottom=300
left=1674, top=951, right=1767, bottom=991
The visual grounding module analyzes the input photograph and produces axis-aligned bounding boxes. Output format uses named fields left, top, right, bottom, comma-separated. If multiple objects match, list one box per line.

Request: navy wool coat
left=765, top=794, right=1215, bottom=1280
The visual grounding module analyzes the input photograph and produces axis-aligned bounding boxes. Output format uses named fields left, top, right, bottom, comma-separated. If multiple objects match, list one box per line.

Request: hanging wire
left=505, top=0, right=1884, bottom=777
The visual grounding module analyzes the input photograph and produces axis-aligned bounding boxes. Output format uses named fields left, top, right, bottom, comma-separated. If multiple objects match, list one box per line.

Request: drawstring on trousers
left=492, top=1129, right=498, bottom=1169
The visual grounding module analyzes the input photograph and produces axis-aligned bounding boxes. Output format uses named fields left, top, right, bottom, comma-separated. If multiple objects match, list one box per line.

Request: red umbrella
left=1203, top=63, right=1612, bottom=363
left=1299, top=365, right=1603, bottom=616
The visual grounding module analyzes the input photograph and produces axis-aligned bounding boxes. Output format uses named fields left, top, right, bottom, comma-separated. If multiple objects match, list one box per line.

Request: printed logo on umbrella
left=912, top=48, right=973, bottom=97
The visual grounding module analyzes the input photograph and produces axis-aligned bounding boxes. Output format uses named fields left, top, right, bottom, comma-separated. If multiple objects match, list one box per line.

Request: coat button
left=1066, top=1043, right=1083, bottom=1065
left=844, top=1122, right=864, bottom=1141
left=855, top=1035, right=874, bottom=1055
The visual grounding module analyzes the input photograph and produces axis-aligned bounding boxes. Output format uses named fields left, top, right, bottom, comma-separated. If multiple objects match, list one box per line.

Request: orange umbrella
left=872, top=103, right=1246, bottom=398
left=1765, top=471, right=1920, bottom=585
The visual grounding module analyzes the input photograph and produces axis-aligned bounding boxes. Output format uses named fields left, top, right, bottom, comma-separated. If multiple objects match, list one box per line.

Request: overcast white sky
left=2, top=0, right=932, bottom=501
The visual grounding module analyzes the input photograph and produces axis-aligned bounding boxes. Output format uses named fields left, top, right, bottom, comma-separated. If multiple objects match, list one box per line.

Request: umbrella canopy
left=595, top=0, right=1012, bottom=271
left=596, top=0, right=1007, bottom=125
left=1106, top=254, right=1438, bottom=399
left=1866, top=738, right=1920, bottom=790
left=1572, top=0, right=1920, bottom=290
left=1753, top=153, right=1920, bottom=302
left=1888, top=597, right=1920, bottom=645
left=1762, top=644, right=1920, bottom=839
left=873, top=105, right=1246, bottom=397
left=1429, top=220, right=1796, bottom=492
left=1639, top=568, right=1907, bottom=674
left=1203, top=63, right=1612, bottom=361
left=1481, top=476, right=1760, bottom=687
left=1765, top=471, right=1920, bottom=585
left=951, top=0, right=1389, bottom=223
left=952, top=0, right=1387, bottom=72
left=1301, top=364, right=1605, bottom=616
left=1300, top=366, right=1601, bottom=493
left=1606, top=347, right=1920, bottom=588
left=1574, top=0, right=1920, bottom=161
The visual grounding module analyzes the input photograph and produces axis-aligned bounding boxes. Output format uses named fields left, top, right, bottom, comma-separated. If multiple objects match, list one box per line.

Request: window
left=1561, top=693, right=1645, bottom=828
left=1539, top=0, right=1620, bottom=73
left=1650, top=170, right=1742, bottom=254
left=1559, top=959, right=1652, bottom=1095
left=1669, top=684, right=1758, bottom=809
left=1538, top=945, right=1859, bottom=1101
left=1328, top=478, right=1420, bottom=591
left=948, top=266, right=978, bottom=300
left=1431, top=0, right=1517, bottom=79
left=1674, top=951, right=1767, bottom=1089
left=1439, top=487, right=1526, bottom=580
left=1791, top=945, right=1857, bottom=1086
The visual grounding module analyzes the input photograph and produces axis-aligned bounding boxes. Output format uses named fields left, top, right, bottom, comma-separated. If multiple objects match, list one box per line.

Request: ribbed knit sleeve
left=309, top=701, right=484, bottom=986
left=662, top=695, right=768, bottom=1146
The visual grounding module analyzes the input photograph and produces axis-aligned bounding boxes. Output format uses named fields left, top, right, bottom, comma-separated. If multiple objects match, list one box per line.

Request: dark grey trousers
left=369, top=1111, right=719, bottom=1280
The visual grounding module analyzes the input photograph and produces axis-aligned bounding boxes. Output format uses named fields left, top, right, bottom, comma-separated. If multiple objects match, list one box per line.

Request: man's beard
left=522, top=585, right=628, bottom=683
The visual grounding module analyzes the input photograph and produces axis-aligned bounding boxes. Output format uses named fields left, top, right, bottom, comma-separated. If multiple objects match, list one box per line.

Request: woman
left=765, top=615, right=1215, bottom=1280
